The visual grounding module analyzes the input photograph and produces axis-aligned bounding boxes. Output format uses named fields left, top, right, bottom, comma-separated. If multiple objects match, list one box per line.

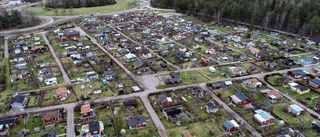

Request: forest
left=0, top=8, right=39, bottom=29
left=45, top=0, right=117, bottom=8
left=151, top=0, right=320, bottom=37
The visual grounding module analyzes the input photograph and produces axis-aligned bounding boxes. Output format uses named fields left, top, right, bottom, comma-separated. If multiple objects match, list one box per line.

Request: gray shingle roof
left=234, top=92, right=249, bottom=101
left=89, top=122, right=100, bottom=132
left=127, top=116, right=146, bottom=127
left=10, top=95, right=25, bottom=105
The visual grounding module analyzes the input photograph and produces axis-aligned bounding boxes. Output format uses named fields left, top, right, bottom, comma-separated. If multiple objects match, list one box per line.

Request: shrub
left=217, top=93, right=222, bottom=98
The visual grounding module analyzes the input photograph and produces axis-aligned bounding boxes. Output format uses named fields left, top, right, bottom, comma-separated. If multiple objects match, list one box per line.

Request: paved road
left=0, top=65, right=317, bottom=136
left=73, top=25, right=141, bottom=87
left=288, top=52, right=315, bottom=57
left=164, top=36, right=224, bottom=65
left=256, top=66, right=320, bottom=120
left=66, top=107, right=75, bottom=137
left=4, top=37, right=8, bottom=59
left=42, top=32, right=72, bottom=84
left=201, top=84, right=261, bottom=137
left=140, top=95, right=167, bottom=137
left=1, top=3, right=320, bottom=137
left=0, top=0, right=173, bottom=35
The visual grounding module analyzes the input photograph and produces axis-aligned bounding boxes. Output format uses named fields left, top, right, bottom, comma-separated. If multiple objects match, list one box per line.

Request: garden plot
left=73, top=80, right=115, bottom=100
left=60, top=58, right=91, bottom=80
left=273, top=103, right=317, bottom=137
left=156, top=70, right=209, bottom=89
left=41, top=86, right=78, bottom=106
left=110, top=98, right=159, bottom=137
left=25, top=110, right=66, bottom=136
left=150, top=87, right=228, bottom=137
left=210, top=80, right=291, bottom=133
left=73, top=102, right=117, bottom=136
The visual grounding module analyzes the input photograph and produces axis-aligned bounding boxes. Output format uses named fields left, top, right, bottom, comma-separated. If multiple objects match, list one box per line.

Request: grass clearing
left=73, top=81, right=116, bottom=100
left=41, top=88, right=78, bottom=106
left=277, top=86, right=314, bottom=100
left=26, top=116, right=45, bottom=132
left=9, top=118, right=24, bottom=134
left=27, top=96, right=39, bottom=107
left=23, top=0, right=138, bottom=16
left=273, top=105, right=314, bottom=127
left=165, top=120, right=224, bottom=137
left=197, top=68, right=228, bottom=81
left=179, top=70, right=209, bottom=85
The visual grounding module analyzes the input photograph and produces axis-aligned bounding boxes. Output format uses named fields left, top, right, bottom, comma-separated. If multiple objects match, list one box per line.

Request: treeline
left=45, top=0, right=117, bottom=8
left=0, top=8, right=39, bottom=29
left=151, top=0, right=320, bottom=37
left=24, top=0, right=42, bottom=2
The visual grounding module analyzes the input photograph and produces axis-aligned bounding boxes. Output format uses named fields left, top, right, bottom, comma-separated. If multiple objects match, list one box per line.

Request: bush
left=0, top=78, right=5, bottom=84
left=217, top=93, right=222, bottom=98
left=114, top=118, right=121, bottom=134
left=206, top=83, right=212, bottom=87
left=246, top=33, right=251, bottom=38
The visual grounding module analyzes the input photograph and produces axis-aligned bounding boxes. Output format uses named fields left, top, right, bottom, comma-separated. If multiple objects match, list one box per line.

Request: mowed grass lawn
left=214, top=87, right=238, bottom=99
left=156, top=70, right=213, bottom=89
left=23, top=0, right=138, bottom=16
left=272, top=104, right=318, bottom=137
left=41, top=88, right=78, bottom=106
left=244, top=112, right=283, bottom=132
left=73, top=81, right=116, bottom=100
left=197, top=68, right=228, bottom=81
left=277, top=86, right=315, bottom=100
left=165, top=120, right=224, bottom=137
left=179, top=70, right=210, bottom=85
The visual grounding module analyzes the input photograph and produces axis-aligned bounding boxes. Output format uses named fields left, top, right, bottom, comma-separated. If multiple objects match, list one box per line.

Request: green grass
left=114, top=98, right=150, bottom=120
left=33, top=53, right=56, bottom=64
left=74, top=111, right=82, bottom=118
left=13, top=78, right=38, bottom=92
left=55, top=121, right=67, bottom=128
left=266, top=74, right=289, bottom=86
left=9, top=118, right=24, bottom=134
left=242, top=63, right=263, bottom=73
left=5, top=58, right=10, bottom=91
left=112, top=98, right=158, bottom=137
left=23, top=0, right=139, bottom=16
left=165, top=119, right=224, bottom=137
left=27, top=96, right=39, bottom=107
left=305, top=96, right=320, bottom=106
left=156, top=70, right=210, bottom=89
left=260, top=35, right=277, bottom=41
left=243, top=112, right=283, bottom=132
left=97, top=108, right=112, bottom=120
left=26, top=116, right=45, bottom=132
left=73, top=81, right=116, bottom=100
left=290, top=56, right=300, bottom=62
left=277, top=86, right=314, bottom=100
left=273, top=105, right=314, bottom=129
left=41, top=88, right=78, bottom=106
left=25, top=128, right=66, bottom=137
left=197, top=68, right=228, bottom=81
left=214, top=87, right=237, bottom=99
left=179, top=71, right=209, bottom=85
left=122, top=120, right=159, bottom=137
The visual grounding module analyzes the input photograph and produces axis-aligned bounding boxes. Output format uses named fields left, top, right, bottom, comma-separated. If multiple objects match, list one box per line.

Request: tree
left=263, top=11, right=274, bottom=30
left=54, top=9, right=58, bottom=16
left=60, top=9, right=66, bottom=15
left=68, top=7, right=74, bottom=15
left=307, top=15, right=320, bottom=37
left=10, top=10, right=21, bottom=27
